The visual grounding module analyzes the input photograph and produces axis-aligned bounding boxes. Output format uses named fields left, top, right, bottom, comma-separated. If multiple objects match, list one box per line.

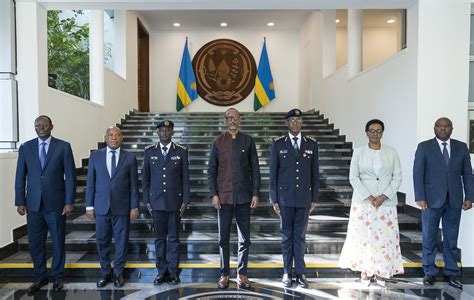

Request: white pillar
left=89, top=10, right=104, bottom=105
left=347, top=9, right=362, bottom=77
left=322, top=10, right=336, bottom=77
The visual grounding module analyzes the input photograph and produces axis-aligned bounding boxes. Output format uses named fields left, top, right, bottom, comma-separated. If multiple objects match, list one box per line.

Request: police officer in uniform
left=269, top=109, right=319, bottom=288
left=142, top=120, right=190, bottom=285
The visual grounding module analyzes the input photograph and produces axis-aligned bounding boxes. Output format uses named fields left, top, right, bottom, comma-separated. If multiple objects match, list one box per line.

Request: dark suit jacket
left=413, top=138, right=474, bottom=209
left=142, top=142, right=190, bottom=211
left=269, top=134, right=319, bottom=208
left=208, top=131, right=261, bottom=205
left=15, top=137, right=76, bottom=212
left=85, top=147, right=139, bottom=216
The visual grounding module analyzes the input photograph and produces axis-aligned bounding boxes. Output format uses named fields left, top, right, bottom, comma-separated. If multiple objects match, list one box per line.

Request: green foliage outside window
left=47, top=10, right=90, bottom=100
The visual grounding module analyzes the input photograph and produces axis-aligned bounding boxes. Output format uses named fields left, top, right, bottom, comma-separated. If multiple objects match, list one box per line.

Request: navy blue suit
left=15, top=137, right=76, bottom=281
left=413, top=138, right=474, bottom=276
left=269, top=134, right=319, bottom=275
left=85, top=147, right=139, bottom=277
left=142, top=142, right=190, bottom=276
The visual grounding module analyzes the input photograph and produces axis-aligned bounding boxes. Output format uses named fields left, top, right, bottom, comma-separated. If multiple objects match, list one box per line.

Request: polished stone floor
left=1, top=278, right=473, bottom=299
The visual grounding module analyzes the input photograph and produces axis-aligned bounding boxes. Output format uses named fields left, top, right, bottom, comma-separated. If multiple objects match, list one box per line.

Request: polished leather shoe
left=423, top=275, right=435, bottom=286
left=217, top=275, right=229, bottom=289
left=296, top=274, right=309, bottom=288
left=114, top=274, right=125, bottom=287
left=53, top=279, right=64, bottom=292
left=97, top=274, right=112, bottom=288
left=168, top=274, right=180, bottom=285
left=444, top=276, right=462, bottom=289
left=27, top=279, right=48, bottom=293
left=154, top=274, right=167, bottom=286
left=282, top=274, right=292, bottom=288
left=237, top=274, right=251, bottom=289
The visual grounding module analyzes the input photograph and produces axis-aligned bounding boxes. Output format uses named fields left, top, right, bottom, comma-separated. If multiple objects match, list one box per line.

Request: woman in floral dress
left=339, top=119, right=404, bottom=287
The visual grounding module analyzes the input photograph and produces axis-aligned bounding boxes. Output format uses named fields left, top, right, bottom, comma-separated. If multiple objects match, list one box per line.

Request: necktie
left=111, top=150, right=116, bottom=177
left=40, top=142, right=47, bottom=169
left=292, top=137, right=299, bottom=155
left=162, top=146, right=168, bottom=159
left=442, top=142, right=449, bottom=166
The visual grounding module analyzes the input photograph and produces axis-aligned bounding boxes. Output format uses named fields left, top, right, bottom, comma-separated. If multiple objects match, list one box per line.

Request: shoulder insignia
left=144, top=144, right=157, bottom=151
left=305, top=136, right=317, bottom=142
left=174, top=143, right=188, bottom=150
left=274, top=135, right=285, bottom=142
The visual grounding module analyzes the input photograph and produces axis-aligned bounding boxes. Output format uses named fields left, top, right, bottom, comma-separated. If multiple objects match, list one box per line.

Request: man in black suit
left=269, top=109, right=319, bottom=288
left=85, top=127, right=139, bottom=287
left=15, top=115, right=77, bottom=293
left=142, top=120, right=190, bottom=285
left=208, top=108, right=261, bottom=289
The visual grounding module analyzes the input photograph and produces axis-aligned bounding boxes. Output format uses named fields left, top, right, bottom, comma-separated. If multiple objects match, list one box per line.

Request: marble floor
left=1, top=277, right=474, bottom=299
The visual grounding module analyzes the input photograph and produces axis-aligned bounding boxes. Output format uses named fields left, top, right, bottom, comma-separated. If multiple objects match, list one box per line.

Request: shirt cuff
left=86, top=207, right=94, bottom=210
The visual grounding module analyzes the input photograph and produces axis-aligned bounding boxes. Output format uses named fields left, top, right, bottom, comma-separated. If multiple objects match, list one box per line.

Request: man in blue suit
left=142, top=120, right=190, bottom=286
left=413, top=117, right=474, bottom=289
left=85, top=127, right=139, bottom=288
left=269, top=109, right=319, bottom=288
left=15, top=115, right=76, bottom=293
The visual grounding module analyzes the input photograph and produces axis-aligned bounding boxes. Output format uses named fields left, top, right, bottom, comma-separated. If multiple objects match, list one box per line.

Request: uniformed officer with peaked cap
left=142, top=119, right=190, bottom=285
left=269, top=108, right=319, bottom=288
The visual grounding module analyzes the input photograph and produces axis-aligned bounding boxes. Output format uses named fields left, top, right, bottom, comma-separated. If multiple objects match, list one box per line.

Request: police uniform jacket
left=142, top=142, right=190, bottom=211
left=269, top=134, right=319, bottom=207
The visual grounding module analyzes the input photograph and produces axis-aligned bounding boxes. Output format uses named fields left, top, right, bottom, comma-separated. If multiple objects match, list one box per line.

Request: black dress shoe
left=114, top=274, right=125, bottom=287
left=27, top=279, right=49, bottom=293
left=168, top=274, right=180, bottom=285
left=296, top=274, right=309, bottom=288
left=53, top=279, right=64, bottom=292
left=444, top=276, right=462, bottom=289
left=97, top=274, right=111, bottom=288
left=217, top=276, right=229, bottom=289
left=282, top=273, right=292, bottom=288
left=154, top=274, right=167, bottom=286
left=423, top=275, right=435, bottom=285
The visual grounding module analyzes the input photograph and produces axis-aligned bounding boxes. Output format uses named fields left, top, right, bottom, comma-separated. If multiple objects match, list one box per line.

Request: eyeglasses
left=224, top=116, right=240, bottom=122
left=287, top=118, right=302, bottom=124
left=367, top=129, right=384, bottom=134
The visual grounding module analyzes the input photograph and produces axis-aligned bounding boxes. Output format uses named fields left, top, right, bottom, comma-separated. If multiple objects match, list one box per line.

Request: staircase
left=0, top=111, right=425, bottom=280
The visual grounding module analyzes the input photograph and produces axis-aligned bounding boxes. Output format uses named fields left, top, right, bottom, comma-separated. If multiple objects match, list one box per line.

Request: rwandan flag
left=254, top=38, right=275, bottom=111
left=176, top=38, right=198, bottom=111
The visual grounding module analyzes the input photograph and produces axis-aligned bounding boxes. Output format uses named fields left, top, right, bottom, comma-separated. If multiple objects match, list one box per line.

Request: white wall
left=363, top=27, right=400, bottom=69
left=0, top=153, right=24, bottom=247
left=149, top=29, right=299, bottom=113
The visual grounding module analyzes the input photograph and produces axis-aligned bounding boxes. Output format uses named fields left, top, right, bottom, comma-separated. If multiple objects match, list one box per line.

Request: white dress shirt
left=160, top=142, right=171, bottom=156
left=288, top=132, right=302, bottom=149
left=436, top=138, right=451, bottom=158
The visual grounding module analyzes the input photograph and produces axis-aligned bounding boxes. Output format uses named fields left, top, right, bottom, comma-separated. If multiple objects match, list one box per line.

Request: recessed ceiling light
left=267, top=22, right=275, bottom=27
left=220, top=22, right=228, bottom=27
left=173, top=23, right=180, bottom=27
left=387, top=19, right=395, bottom=24
left=335, top=19, right=340, bottom=23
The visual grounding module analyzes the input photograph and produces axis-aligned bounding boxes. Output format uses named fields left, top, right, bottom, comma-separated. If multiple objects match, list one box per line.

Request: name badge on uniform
left=305, top=150, right=313, bottom=154
left=151, top=156, right=159, bottom=160
left=280, top=150, right=288, bottom=154
left=171, top=156, right=181, bottom=160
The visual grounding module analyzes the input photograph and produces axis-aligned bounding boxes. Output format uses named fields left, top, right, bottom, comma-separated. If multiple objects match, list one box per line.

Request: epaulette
left=174, top=143, right=188, bottom=150
left=144, top=144, right=157, bottom=151
left=274, top=135, right=285, bottom=142
left=305, top=136, right=317, bottom=142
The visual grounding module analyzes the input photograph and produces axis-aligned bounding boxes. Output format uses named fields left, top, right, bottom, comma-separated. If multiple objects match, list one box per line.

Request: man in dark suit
left=413, top=117, right=473, bottom=289
left=208, top=108, right=261, bottom=289
left=269, top=108, right=319, bottom=289
left=142, top=120, right=189, bottom=286
left=85, top=127, right=139, bottom=288
left=15, top=115, right=76, bottom=293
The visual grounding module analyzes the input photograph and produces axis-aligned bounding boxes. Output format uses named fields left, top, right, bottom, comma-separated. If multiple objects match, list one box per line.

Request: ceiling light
left=267, top=22, right=275, bottom=27
left=387, top=19, right=395, bottom=24
left=220, top=22, right=228, bottom=27
left=173, top=23, right=180, bottom=27
left=335, top=19, right=340, bottom=23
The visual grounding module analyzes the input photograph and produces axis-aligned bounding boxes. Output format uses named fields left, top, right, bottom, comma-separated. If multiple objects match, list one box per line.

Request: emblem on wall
left=192, top=39, right=257, bottom=106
